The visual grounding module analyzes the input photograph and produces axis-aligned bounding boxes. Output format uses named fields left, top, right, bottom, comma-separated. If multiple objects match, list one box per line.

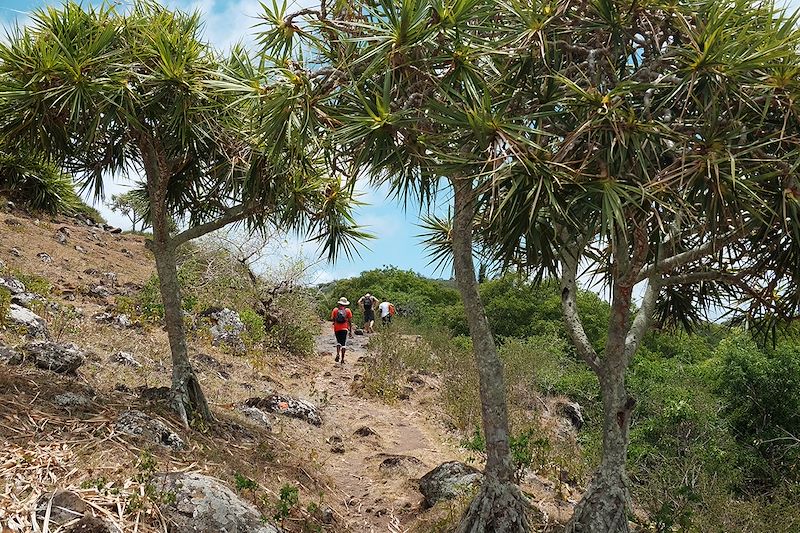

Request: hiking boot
left=335, top=354, right=340, bottom=363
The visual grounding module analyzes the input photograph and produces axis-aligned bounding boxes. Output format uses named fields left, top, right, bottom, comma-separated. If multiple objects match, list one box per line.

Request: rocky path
left=283, top=324, right=460, bottom=532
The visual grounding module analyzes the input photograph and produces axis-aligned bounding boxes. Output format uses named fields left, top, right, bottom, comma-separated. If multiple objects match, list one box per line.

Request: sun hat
left=337, top=297, right=350, bottom=306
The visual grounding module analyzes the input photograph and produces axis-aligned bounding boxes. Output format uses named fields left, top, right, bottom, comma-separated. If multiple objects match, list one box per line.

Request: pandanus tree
left=0, top=1, right=365, bottom=427
left=254, top=0, right=800, bottom=530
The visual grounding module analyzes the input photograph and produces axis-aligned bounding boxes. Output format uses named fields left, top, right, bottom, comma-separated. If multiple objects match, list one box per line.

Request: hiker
left=378, top=300, right=395, bottom=327
left=357, top=292, right=378, bottom=333
left=330, top=297, right=353, bottom=363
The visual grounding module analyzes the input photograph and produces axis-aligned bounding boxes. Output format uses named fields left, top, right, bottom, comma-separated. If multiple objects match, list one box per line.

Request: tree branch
left=170, top=204, right=254, bottom=249
left=624, top=278, right=660, bottom=362
left=559, top=234, right=601, bottom=374
left=636, top=226, right=750, bottom=283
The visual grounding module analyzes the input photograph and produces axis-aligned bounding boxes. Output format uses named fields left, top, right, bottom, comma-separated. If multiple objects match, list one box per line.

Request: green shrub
left=0, top=288, right=10, bottom=327
left=239, top=308, right=265, bottom=345
left=265, top=292, right=318, bottom=357
left=13, top=271, right=52, bottom=297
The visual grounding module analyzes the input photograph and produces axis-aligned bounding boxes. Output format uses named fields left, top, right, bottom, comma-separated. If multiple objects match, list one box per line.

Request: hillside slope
left=0, top=208, right=574, bottom=532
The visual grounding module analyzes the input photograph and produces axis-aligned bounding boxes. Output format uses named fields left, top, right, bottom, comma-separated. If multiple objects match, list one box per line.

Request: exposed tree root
left=171, top=367, right=213, bottom=428
left=456, top=478, right=533, bottom=533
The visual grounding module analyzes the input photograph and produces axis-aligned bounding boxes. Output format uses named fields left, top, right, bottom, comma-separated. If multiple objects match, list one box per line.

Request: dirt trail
left=282, top=324, right=461, bottom=532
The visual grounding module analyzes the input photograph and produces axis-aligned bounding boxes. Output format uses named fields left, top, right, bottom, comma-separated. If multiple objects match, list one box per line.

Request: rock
left=37, top=252, right=53, bottom=263
left=115, top=409, right=184, bottom=450
left=237, top=405, right=272, bottom=430
left=6, top=200, right=15, bottom=210
left=419, top=461, right=484, bottom=508
left=8, top=304, right=49, bottom=339
left=0, top=344, right=21, bottom=365
left=89, top=285, right=112, bottom=298
left=408, top=374, right=425, bottom=386
left=93, top=312, right=133, bottom=328
left=398, top=386, right=414, bottom=400
left=9, top=247, right=21, bottom=257
left=356, top=355, right=375, bottom=365
left=36, top=490, right=87, bottom=527
left=138, top=386, right=172, bottom=402
left=556, top=399, right=584, bottom=431
left=55, top=228, right=69, bottom=244
left=109, top=351, right=141, bottom=368
left=4, top=217, right=22, bottom=226
left=84, top=268, right=100, bottom=277
left=327, top=435, right=344, bottom=454
left=321, top=506, right=335, bottom=524
left=377, top=454, right=424, bottom=476
left=354, top=328, right=365, bottom=335
left=11, top=291, right=43, bottom=308
left=65, top=515, right=121, bottom=533
left=54, top=392, right=92, bottom=409
left=354, top=426, right=378, bottom=438
left=154, top=472, right=279, bottom=533
left=244, top=395, right=322, bottom=426
left=208, top=308, right=246, bottom=354
left=120, top=248, right=134, bottom=258
left=75, top=245, right=87, bottom=254
left=102, top=272, right=117, bottom=287
left=23, top=341, right=85, bottom=373
left=0, top=276, right=25, bottom=294
left=0, top=259, right=5, bottom=270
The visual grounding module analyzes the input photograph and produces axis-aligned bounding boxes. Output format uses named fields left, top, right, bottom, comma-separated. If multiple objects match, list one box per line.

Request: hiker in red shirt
left=330, top=297, right=353, bottom=364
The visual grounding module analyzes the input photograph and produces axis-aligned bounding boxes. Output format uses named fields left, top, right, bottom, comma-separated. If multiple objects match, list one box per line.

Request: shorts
left=382, top=314, right=392, bottom=325
left=335, top=329, right=348, bottom=347
left=364, top=308, right=375, bottom=322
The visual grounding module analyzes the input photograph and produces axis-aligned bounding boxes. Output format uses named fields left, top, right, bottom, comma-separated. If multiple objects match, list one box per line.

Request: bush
left=265, top=292, right=317, bottom=357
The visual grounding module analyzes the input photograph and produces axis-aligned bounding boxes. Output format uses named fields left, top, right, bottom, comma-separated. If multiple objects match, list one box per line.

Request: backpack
left=363, top=296, right=373, bottom=309
left=335, top=308, right=348, bottom=324
left=388, top=303, right=395, bottom=316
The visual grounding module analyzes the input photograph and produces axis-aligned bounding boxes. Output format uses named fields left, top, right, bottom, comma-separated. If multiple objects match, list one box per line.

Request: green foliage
left=0, top=151, right=83, bottom=214
left=265, top=292, right=318, bottom=357
left=234, top=472, right=258, bottom=492
left=240, top=309, right=265, bottom=345
left=716, top=333, right=800, bottom=483
left=273, top=483, right=300, bottom=522
left=0, top=288, right=10, bottom=327
left=12, top=271, right=52, bottom=298
left=107, top=190, right=151, bottom=232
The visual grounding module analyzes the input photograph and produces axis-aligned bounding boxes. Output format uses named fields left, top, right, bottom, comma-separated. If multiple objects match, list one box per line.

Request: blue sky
left=0, top=0, right=452, bottom=283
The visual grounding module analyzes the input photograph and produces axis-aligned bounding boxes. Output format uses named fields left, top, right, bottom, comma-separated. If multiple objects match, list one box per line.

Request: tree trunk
left=151, top=226, right=213, bottom=427
left=567, top=272, right=635, bottom=533
left=140, top=134, right=212, bottom=428
left=450, top=177, right=531, bottom=533
left=566, top=362, right=633, bottom=532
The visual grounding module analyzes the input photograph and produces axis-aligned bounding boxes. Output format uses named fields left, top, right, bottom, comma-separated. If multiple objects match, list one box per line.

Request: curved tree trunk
left=140, top=134, right=212, bottom=427
left=450, top=177, right=531, bottom=533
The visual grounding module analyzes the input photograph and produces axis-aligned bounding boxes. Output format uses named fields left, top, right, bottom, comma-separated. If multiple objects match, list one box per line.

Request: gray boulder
left=153, top=472, right=279, bottom=533
left=237, top=405, right=272, bottom=430
left=115, top=409, right=184, bottom=450
left=244, top=394, right=322, bottom=426
left=419, top=461, right=484, bottom=508
left=209, top=308, right=246, bottom=354
left=0, top=276, right=25, bottom=294
left=8, top=304, right=49, bottom=339
left=11, top=291, right=44, bottom=308
left=23, top=341, right=85, bottom=373
left=0, top=344, right=21, bottom=365
left=556, top=399, right=584, bottom=431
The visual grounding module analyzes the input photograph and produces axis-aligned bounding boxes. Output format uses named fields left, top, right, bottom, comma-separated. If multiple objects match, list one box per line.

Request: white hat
left=337, top=297, right=350, bottom=306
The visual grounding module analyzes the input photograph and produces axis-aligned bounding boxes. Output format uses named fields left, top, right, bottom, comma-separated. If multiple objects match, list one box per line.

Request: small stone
left=4, top=218, right=22, bottom=226
left=0, top=344, right=22, bottom=365
left=9, top=247, right=21, bottom=257
left=102, top=272, right=117, bottom=287
left=89, top=285, right=111, bottom=298
left=65, top=515, right=121, bottom=533
left=37, top=252, right=53, bottom=263
left=398, top=386, right=414, bottom=400
left=354, top=328, right=365, bottom=335
left=36, top=490, right=87, bottom=527
left=6, top=200, right=15, bottom=210
left=109, top=351, right=141, bottom=368
left=11, top=291, right=43, bottom=308
left=54, top=392, right=92, bottom=409
left=75, top=245, right=87, bottom=254
left=120, top=248, right=134, bottom=258
left=354, top=426, right=378, bottom=438
left=330, top=442, right=345, bottom=454
left=419, top=461, right=484, bottom=508
left=55, top=231, right=68, bottom=245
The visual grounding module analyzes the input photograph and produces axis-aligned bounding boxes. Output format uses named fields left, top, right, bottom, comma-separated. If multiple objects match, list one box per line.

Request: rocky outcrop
left=237, top=405, right=272, bottom=430
left=208, top=308, right=246, bottom=354
left=244, top=394, right=322, bottom=426
left=54, top=392, right=92, bottom=409
left=556, top=399, right=584, bottom=431
left=115, top=409, right=184, bottom=450
left=23, top=341, right=85, bottom=373
left=419, top=461, right=484, bottom=508
left=153, top=472, right=280, bottom=533
left=94, top=312, right=133, bottom=328
left=8, top=304, right=49, bottom=339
